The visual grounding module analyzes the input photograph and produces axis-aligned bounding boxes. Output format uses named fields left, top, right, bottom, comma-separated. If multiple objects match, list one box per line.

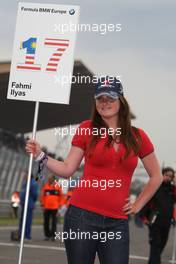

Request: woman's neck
left=102, top=115, right=119, bottom=129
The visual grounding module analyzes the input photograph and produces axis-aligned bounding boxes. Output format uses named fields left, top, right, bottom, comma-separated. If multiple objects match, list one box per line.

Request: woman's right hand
left=25, top=139, right=42, bottom=159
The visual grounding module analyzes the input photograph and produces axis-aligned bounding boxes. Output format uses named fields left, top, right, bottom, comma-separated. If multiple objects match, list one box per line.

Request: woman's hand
left=123, top=198, right=138, bottom=215
left=25, top=139, right=42, bottom=159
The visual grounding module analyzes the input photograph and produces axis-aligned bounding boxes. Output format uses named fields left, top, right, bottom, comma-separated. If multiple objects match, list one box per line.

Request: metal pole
left=18, top=101, right=40, bottom=264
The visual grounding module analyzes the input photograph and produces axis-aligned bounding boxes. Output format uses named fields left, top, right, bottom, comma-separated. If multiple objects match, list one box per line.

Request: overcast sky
left=0, top=0, right=176, bottom=167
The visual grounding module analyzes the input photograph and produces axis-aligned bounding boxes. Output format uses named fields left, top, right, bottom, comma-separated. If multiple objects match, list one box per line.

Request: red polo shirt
left=70, top=120, right=154, bottom=219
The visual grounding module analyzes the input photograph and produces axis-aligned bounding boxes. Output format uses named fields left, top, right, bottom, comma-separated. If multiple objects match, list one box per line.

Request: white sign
left=7, top=2, right=80, bottom=104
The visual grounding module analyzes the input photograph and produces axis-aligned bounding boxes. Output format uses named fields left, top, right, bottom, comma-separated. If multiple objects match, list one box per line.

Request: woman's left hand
left=123, top=198, right=137, bottom=215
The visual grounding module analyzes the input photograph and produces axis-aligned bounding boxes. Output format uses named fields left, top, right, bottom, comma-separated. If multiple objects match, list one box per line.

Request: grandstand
left=0, top=60, right=95, bottom=202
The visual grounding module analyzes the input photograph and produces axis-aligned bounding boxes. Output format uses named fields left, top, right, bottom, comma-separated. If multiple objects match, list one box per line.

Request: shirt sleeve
left=71, top=120, right=91, bottom=151
left=138, top=129, right=154, bottom=159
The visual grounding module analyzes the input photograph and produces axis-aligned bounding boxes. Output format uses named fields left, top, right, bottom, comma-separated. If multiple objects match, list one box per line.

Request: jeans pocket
left=106, top=219, right=129, bottom=244
left=117, top=220, right=129, bottom=243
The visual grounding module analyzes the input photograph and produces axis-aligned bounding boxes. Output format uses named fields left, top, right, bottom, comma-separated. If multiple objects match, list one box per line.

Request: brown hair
left=162, top=167, right=175, bottom=176
left=87, top=96, right=141, bottom=160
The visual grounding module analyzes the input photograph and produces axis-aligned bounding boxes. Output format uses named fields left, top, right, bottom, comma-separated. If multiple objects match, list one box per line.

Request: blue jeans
left=64, top=205, right=129, bottom=264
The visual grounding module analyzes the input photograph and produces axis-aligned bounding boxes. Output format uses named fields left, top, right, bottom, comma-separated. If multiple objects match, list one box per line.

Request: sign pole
left=18, top=101, right=40, bottom=264
left=8, top=5, right=80, bottom=262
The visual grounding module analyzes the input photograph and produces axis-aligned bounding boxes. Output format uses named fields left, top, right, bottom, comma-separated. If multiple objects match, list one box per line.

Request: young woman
left=26, top=76, right=163, bottom=264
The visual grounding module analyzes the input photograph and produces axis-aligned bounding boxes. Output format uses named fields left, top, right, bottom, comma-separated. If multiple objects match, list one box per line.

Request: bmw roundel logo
left=69, top=9, right=75, bottom=15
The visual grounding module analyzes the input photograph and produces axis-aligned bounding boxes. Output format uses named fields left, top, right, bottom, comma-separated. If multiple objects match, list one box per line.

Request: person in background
left=11, top=191, right=20, bottom=218
left=140, top=167, right=176, bottom=264
left=40, top=175, right=63, bottom=241
left=19, top=171, right=38, bottom=240
left=65, top=187, right=74, bottom=207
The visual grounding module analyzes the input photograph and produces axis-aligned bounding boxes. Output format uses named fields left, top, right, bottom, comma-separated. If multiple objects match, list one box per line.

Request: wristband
left=35, top=153, right=48, bottom=181
left=35, top=151, right=45, bottom=161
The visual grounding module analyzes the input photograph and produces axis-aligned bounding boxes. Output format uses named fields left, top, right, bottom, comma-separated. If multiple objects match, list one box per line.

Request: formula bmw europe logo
left=69, top=9, right=75, bottom=15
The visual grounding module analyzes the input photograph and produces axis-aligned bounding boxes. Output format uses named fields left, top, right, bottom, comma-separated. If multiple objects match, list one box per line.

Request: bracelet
left=35, top=153, right=48, bottom=181
left=35, top=151, right=45, bottom=161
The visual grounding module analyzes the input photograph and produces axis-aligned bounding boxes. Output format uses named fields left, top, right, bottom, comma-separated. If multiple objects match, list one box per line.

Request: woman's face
left=95, top=95, right=120, bottom=119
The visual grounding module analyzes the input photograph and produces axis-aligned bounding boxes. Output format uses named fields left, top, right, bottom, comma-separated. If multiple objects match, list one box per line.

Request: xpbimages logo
left=55, top=178, right=122, bottom=191
left=55, top=229, right=122, bottom=243
left=54, top=125, right=122, bottom=138
left=54, top=23, right=122, bottom=34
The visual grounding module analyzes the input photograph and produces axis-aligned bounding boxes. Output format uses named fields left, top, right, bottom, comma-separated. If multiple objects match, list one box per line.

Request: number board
left=7, top=2, right=80, bottom=104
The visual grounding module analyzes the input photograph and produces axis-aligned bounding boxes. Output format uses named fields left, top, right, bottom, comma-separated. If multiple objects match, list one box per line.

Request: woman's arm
left=46, top=146, right=84, bottom=178
left=123, top=152, right=163, bottom=215
left=26, top=139, right=84, bottom=178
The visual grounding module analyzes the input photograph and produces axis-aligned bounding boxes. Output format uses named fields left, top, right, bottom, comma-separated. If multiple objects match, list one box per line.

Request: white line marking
left=129, top=255, right=148, bottom=260
left=0, top=242, right=175, bottom=263
left=0, top=224, right=62, bottom=230
left=0, top=242, right=65, bottom=251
